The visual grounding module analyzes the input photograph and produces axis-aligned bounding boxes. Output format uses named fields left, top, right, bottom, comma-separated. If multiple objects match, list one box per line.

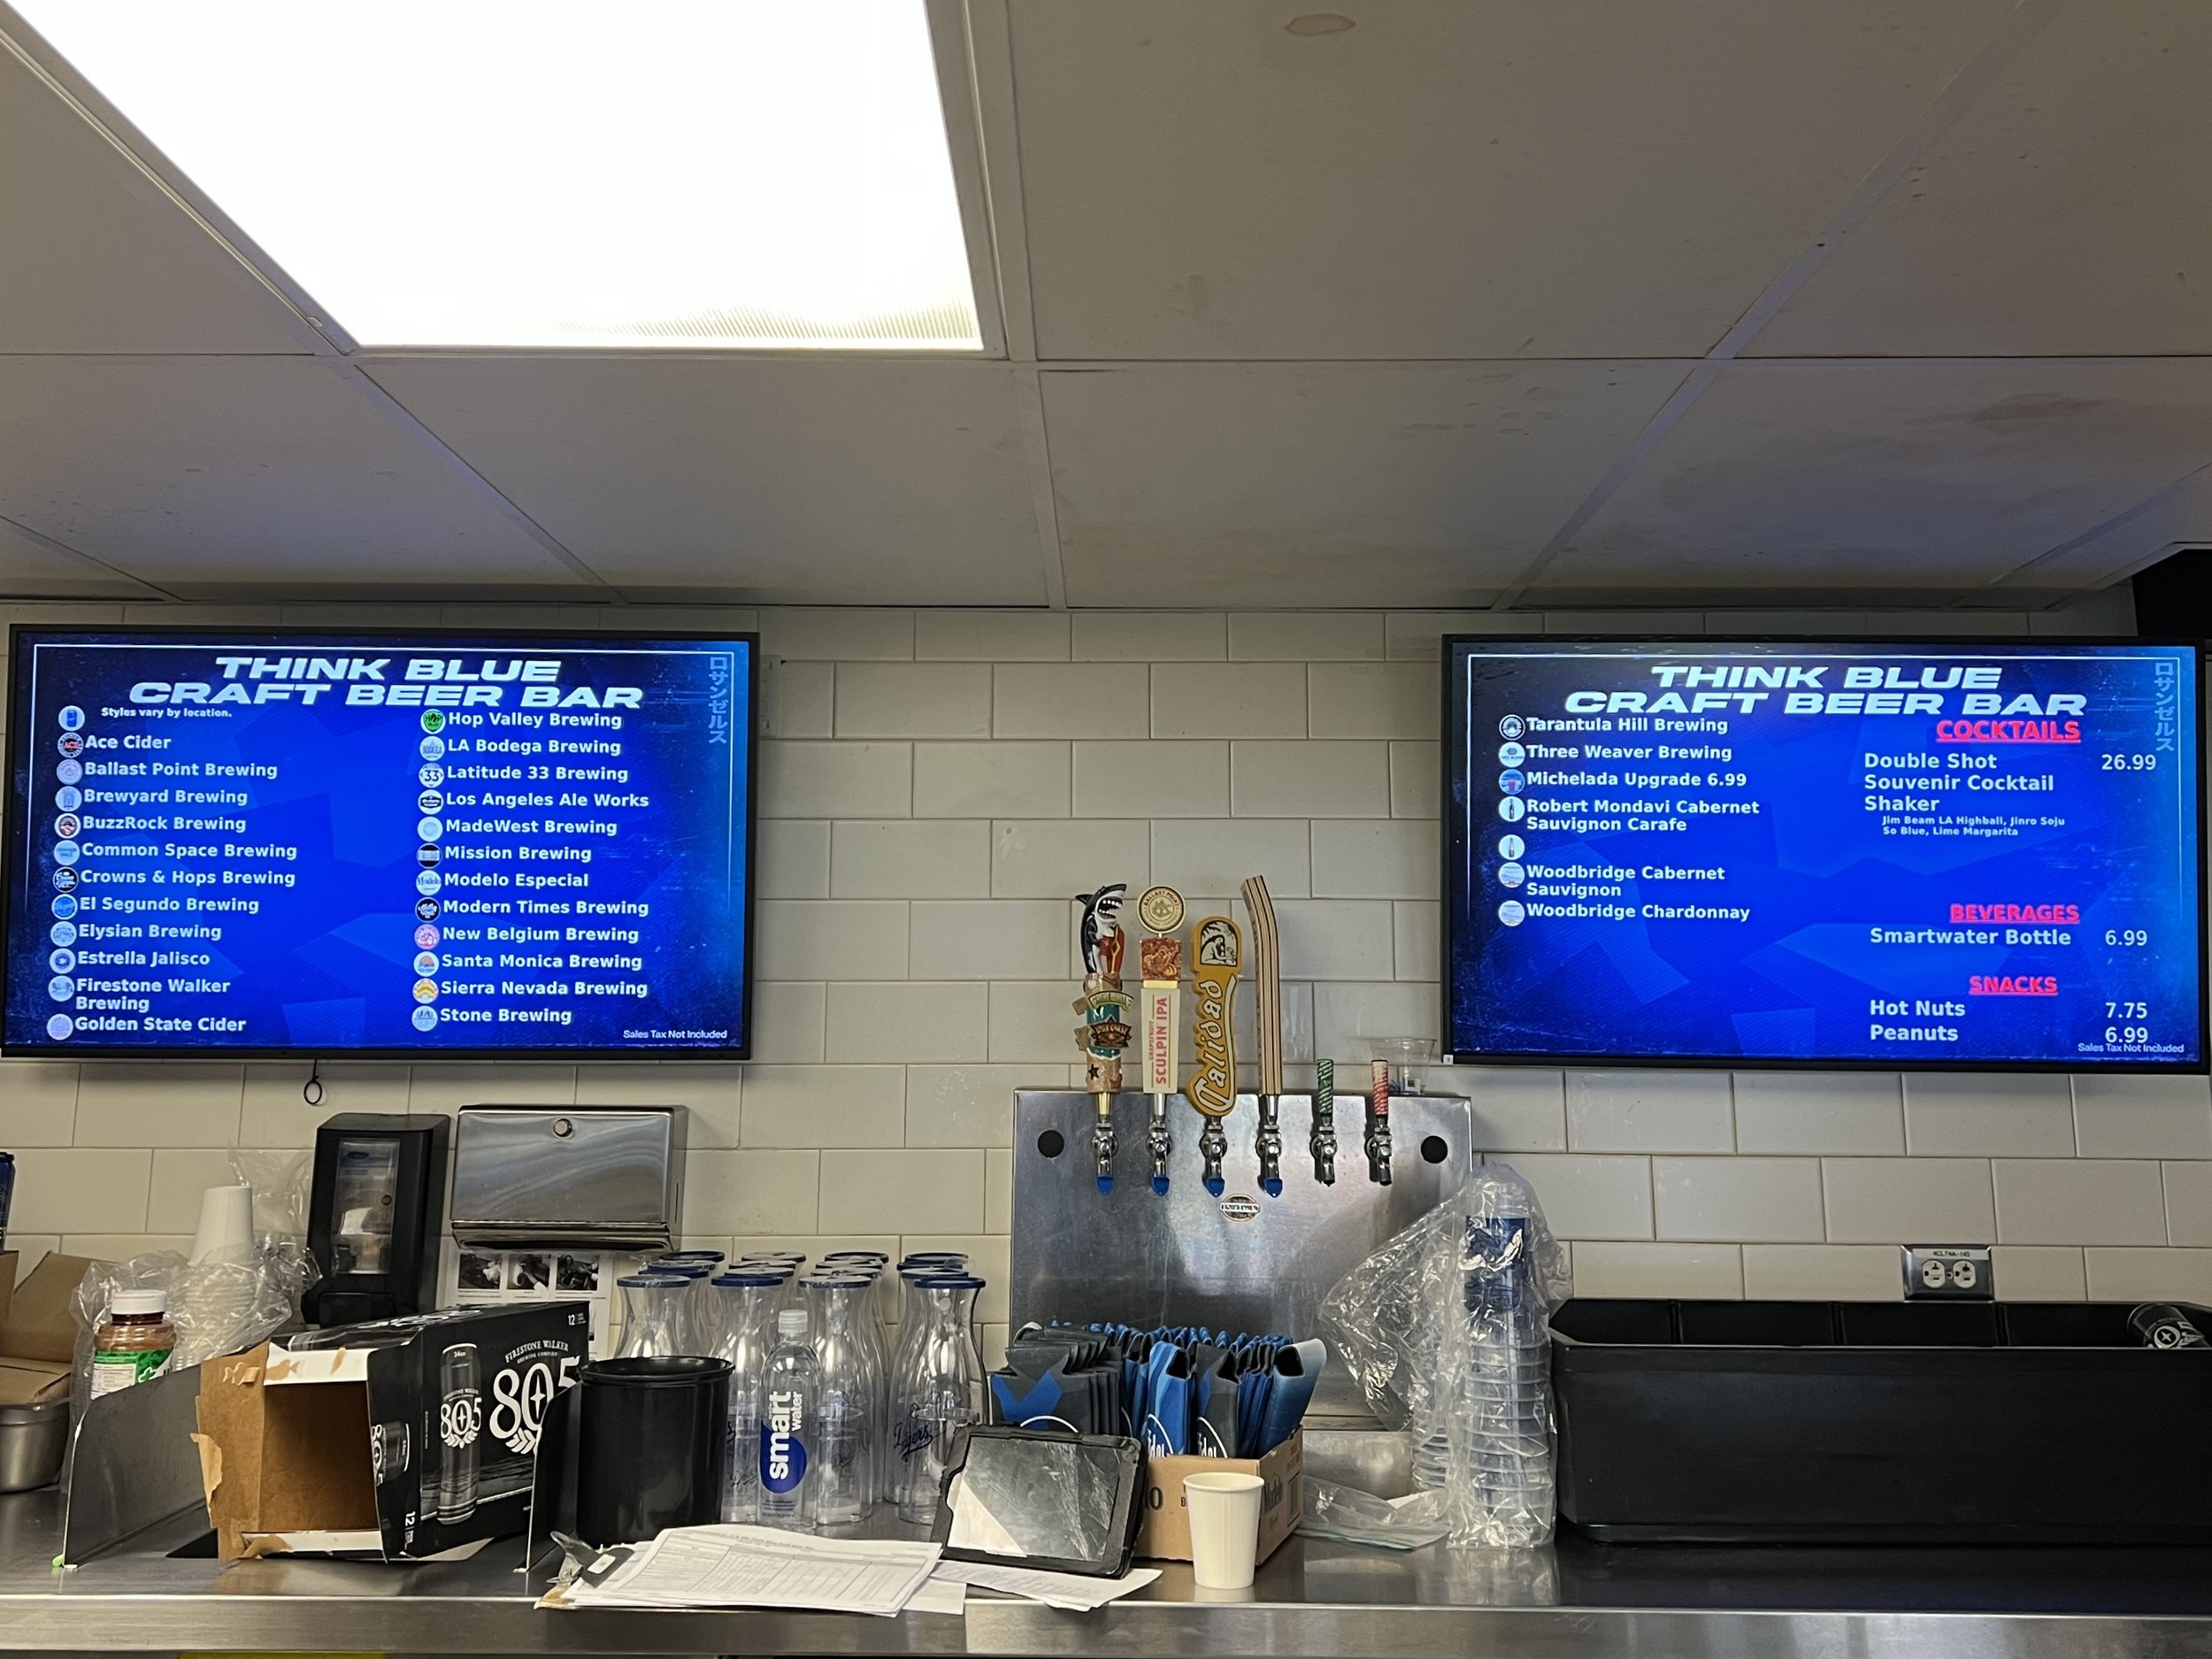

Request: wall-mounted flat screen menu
left=1445, top=638, right=2205, bottom=1071
left=4, top=629, right=756, bottom=1056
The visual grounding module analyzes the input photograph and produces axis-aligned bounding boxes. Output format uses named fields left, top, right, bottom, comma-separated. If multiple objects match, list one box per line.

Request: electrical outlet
left=1902, top=1244, right=1994, bottom=1300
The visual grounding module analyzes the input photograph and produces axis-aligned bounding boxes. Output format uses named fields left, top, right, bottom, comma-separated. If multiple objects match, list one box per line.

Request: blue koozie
left=0, top=1150, right=12, bottom=1252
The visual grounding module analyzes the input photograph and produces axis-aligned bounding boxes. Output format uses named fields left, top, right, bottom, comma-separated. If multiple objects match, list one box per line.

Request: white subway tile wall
left=0, top=603, right=2201, bottom=1310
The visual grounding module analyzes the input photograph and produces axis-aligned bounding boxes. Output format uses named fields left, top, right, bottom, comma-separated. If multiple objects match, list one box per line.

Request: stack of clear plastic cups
left=1453, top=1187, right=1555, bottom=1546
left=802, top=1273, right=880, bottom=1527
left=889, top=1272, right=985, bottom=1524
left=613, top=1271, right=692, bottom=1358
left=710, top=1270, right=786, bottom=1523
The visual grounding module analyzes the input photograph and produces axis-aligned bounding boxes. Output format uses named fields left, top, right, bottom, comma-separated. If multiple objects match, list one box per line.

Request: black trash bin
left=1550, top=1298, right=2212, bottom=1545
left=575, top=1356, right=731, bottom=1547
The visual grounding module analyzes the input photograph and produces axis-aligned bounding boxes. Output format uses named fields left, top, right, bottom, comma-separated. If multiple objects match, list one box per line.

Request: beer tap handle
left=1256, top=1094, right=1283, bottom=1198
left=1366, top=1057, right=1393, bottom=1185
left=1073, top=884, right=1133, bottom=1197
left=1199, top=1114, right=1229, bottom=1198
left=1311, top=1057, right=1338, bottom=1185
left=1240, top=875, right=1287, bottom=1198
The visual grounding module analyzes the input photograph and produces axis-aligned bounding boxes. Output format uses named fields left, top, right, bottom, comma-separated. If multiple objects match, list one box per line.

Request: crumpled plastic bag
left=1300, top=1479, right=1451, bottom=1549
left=1319, top=1161, right=1569, bottom=1547
left=69, top=1243, right=319, bottom=1428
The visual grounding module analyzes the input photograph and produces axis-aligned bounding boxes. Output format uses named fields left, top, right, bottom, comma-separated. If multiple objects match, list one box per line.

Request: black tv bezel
left=1438, top=634, right=2212, bottom=1076
left=2, top=624, right=761, bottom=1062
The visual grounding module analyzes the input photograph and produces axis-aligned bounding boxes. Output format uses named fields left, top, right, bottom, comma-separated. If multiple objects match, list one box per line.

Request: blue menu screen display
left=1446, top=640, right=2205, bottom=1071
left=4, top=631, right=755, bottom=1056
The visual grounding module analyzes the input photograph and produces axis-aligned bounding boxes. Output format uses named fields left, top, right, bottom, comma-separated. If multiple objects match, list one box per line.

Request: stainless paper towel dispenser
left=449, top=1104, right=685, bottom=1251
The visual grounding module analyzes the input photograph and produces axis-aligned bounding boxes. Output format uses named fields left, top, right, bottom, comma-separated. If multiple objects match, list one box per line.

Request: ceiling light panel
left=19, top=1, right=984, bottom=350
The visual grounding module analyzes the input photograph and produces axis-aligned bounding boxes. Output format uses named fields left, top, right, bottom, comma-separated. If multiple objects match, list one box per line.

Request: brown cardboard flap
left=197, top=1344, right=271, bottom=1561
left=196, top=1340, right=380, bottom=1560
left=0, top=1356, right=70, bottom=1407
left=0, top=1252, right=94, bottom=1363
left=257, top=1379, right=378, bottom=1533
left=0, top=1252, right=14, bottom=1330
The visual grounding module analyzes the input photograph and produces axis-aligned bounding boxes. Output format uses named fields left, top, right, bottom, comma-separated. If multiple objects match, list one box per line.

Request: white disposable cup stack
left=1184, top=1471, right=1265, bottom=1590
left=189, top=1184, right=256, bottom=1265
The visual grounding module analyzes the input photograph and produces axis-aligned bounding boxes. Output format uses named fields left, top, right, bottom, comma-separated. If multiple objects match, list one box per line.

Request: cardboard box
left=1134, top=1430, right=1303, bottom=1564
left=0, top=1252, right=92, bottom=1408
left=196, top=1302, right=589, bottom=1561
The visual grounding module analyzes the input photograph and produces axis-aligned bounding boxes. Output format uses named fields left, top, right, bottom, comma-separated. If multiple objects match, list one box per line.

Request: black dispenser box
left=1550, top=1298, right=2212, bottom=1545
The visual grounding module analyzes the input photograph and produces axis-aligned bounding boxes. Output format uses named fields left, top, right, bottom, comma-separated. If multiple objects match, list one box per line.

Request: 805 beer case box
left=196, top=1302, right=588, bottom=1561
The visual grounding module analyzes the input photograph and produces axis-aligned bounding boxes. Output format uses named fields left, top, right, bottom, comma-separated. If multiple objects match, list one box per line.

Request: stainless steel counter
left=5, top=1488, right=2212, bottom=1658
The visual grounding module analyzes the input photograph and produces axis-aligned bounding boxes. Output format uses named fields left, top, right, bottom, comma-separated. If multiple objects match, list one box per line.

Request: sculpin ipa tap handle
left=1137, top=885, right=1186, bottom=1197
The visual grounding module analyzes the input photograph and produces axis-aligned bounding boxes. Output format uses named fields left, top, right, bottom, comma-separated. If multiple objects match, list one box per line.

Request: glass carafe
left=614, top=1272, right=691, bottom=1359
left=710, top=1271, right=786, bottom=1523
left=803, top=1274, right=879, bottom=1526
left=890, top=1273, right=984, bottom=1524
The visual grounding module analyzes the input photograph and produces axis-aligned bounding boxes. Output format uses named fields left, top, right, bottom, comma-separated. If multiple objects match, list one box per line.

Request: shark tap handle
left=1136, top=886, right=1187, bottom=1199
left=1366, top=1057, right=1393, bottom=1185
left=1074, top=884, right=1133, bottom=1194
left=1310, top=1057, right=1337, bottom=1185
left=1188, top=915, right=1243, bottom=1198
left=1240, top=875, right=1286, bottom=1198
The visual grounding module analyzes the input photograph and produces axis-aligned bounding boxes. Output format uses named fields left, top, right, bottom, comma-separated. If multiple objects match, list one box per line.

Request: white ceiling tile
left=1541, top=360, right=2212, bottom=597
left=1043, top=360, right=1690, bottom=607
left=1011, top=0, right=2011, bottom=360
left=0, top=517, right=161, bottom=597
left=0, top=357, right=580, bottom=592
left=362, top=357, right=1045, bottom=605
left=0, top=33, right=312, bottom=353
left=1752, top=2, right=2212, bottom=357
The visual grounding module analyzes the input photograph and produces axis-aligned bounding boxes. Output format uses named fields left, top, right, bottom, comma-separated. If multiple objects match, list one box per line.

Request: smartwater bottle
left=436, top=1343, right=480, bottom=1524
left=757, top=1309, right=819, bottom=1532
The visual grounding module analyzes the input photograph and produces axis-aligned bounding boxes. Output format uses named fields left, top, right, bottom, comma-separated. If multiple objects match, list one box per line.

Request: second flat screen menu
left=1446, top=639, right=2204, bottom=1071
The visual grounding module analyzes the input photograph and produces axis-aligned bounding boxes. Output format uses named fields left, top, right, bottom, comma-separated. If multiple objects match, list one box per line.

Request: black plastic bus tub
left=1549, top=1298, right=2212, bottom=1545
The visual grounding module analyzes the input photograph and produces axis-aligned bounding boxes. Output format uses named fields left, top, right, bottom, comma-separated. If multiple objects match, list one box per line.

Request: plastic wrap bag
left=1441, top=1163, right=1567, bottom=1547
left=68, top=1244, right=319, bottom=1427
left=1318, top=1161, right=1569, bottom=1548
left=230, top=1148, right=311, bottom=1246
left=1300, top=1479, right=1451, bottom=1549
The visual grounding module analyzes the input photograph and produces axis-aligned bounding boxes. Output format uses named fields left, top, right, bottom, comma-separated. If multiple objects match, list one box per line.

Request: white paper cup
left=189, top=1183, right=256, bottom=1264
left=1184, top=1471, right=1265, bottom=1590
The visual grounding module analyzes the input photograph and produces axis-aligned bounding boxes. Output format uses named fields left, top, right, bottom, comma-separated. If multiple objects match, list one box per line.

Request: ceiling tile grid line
left=0, top=3, right=619, bottom=598
left=0, top=0, right=341, bottom=355
left=964, top=0, right=1067, bottom=609
left=0, top=512, right=170, bottom=600
left=1491, top=0, right=2070, bottom=608
left=328, top=360, right=616, bottom=595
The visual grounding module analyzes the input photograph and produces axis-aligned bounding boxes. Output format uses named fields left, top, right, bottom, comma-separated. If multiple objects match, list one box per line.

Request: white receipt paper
left=557, top=1526, right=941, bottom=1617
left=935, top=1559, right=1161, bottom=1611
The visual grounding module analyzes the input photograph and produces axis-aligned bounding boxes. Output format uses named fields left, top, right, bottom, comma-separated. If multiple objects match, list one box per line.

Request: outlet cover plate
left=1903, top=1244, right=1994, bottom=1300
